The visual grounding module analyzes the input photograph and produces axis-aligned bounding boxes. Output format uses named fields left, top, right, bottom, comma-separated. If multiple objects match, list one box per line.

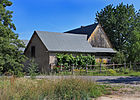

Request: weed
left=0, top=77, right=108, bottom=100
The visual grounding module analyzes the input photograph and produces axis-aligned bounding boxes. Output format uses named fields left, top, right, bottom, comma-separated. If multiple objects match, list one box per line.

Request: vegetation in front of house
left=23, top=59, right=40, bottom=78
left=51, top=68, right=140, bottom=76
left=0, top=77, right=110, bottom=100
left=1, top=77, right=140, bottom=100
left=56, top=53, right=95, bottom=69
left=53, top=54, right=140, bottom=76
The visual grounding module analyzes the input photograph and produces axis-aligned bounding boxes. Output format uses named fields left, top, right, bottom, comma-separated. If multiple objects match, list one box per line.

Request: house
left=65, top=23, right=112, bottom=48
left=24, top=29, right=116, bottom=73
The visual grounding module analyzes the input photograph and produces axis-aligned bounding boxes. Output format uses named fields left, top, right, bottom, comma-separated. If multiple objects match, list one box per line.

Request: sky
left=8, top=0, right=140, bottom=40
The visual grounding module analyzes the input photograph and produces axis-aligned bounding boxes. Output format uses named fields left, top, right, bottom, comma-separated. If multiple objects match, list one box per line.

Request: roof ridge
left=64, top=23, right=98, bottom=33
left=36, top=30, right=87, bottom=37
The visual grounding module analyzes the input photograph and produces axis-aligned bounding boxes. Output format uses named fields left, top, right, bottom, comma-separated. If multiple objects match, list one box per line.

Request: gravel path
left=25, top=76, right=140, bottom=86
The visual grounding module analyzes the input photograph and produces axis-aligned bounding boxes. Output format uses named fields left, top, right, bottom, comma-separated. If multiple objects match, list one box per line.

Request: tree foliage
left=127, top=11, right=140, bottom=62
left=111, top=51, right=126, bottom=64
left=96, top=3, right=140, bottom=62
left=0, top=0, right=26, bottom=75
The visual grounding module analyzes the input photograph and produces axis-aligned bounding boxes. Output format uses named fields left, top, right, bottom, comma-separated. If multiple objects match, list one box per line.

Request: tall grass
left=0, top=77, right=108, bottom=100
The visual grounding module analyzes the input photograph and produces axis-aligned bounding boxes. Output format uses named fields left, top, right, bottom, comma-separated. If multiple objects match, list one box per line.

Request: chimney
left=81, top=26, right=85, bottom=28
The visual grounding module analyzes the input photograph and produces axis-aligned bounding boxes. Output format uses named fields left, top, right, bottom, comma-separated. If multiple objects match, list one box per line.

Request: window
left=31, top=46, right=35, bottom=57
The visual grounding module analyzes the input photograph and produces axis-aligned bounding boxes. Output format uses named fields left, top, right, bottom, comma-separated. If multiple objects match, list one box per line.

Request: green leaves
left=0, top=0, right=15, bottom=30
left=111, top=51, right=126, bottom=64
left=0, top=0, right=26, bottom=75
left=96, top=3, right=140, bottom=63
left=96, top=3, right=136, bottom=51
left=56, top=53, right=95, bottom=69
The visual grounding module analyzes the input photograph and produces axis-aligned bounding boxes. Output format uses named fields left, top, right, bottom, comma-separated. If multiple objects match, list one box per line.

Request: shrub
left=56, top=53, right=95, bottom=71
left=108, top=69, right=116, bottom=75
left=119, top=68, right=129, bottom=74
left=27, top=59, right=39, bottom=78
left=111, top=51, right=126, bottom=64
left=89, top=85, right=108, bottom=98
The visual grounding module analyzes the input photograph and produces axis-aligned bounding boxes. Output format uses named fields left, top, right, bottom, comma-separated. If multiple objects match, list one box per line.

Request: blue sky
left=9, top=0, right=140, bottom=40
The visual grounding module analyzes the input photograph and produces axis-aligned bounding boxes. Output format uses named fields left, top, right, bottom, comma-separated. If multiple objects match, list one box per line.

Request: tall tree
left=96, top=3, right=136, bottom=52
left=127, top=11, right=140, bottom=62
left=96, top=3, right=140, bottom=62
left=0, top=0, right=26, bottom=75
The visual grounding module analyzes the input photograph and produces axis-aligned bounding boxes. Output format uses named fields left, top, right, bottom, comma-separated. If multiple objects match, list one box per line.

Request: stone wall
left=24, top=33, right=50, bottom=73
left=49, top=52, right=113, bottom=68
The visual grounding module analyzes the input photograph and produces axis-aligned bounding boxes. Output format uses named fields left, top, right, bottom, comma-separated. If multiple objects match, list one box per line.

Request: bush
left=107, top=69, right=116, bottom=75
left=27, top=59, right=39, bottom=78
left=111, top=51, right=126, bottom=64
left=89, top=85, right=108, bottom=98
left=56, top=53, right=95, bottom=71
left=119, top=68, right=129, bottom=74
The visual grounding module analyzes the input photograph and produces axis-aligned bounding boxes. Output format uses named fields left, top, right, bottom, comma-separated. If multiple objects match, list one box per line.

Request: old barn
left=24, top=23, right=116, bottom=73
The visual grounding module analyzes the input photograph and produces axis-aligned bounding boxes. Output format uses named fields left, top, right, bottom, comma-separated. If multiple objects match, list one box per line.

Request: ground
left=95, top=86, right=140, bottom=100
left=25, top=76, right=140, bottom=86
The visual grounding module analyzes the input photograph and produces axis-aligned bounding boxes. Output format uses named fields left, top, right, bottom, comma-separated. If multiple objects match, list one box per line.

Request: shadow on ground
left=97, top=77, right=140, bottom=84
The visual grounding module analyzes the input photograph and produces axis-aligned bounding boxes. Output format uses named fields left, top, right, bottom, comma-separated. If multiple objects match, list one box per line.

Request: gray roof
left=64, top=23, right=98, bottom=39
left=35, top=31, right=116, bottom=53
left=92, top=47, right=116, bottom=53
left=36, top=31, right=96, bottom=53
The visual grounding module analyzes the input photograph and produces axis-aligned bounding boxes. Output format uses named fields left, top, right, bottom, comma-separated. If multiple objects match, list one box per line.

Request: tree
left=96, top=3, right=136, bottom=51
left=96, top=3, right=140, bottom=62
left=127, top=11, right=140, bottom=62
left=0, top=0, right=26, bottom=75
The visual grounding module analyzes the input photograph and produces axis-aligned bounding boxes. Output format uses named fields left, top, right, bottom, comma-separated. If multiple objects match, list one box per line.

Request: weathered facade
left=24, top=33, right=50, bottom=73
left=65, top=23, right=112, bottom=48
left=88, top=24, right=112, bottom=48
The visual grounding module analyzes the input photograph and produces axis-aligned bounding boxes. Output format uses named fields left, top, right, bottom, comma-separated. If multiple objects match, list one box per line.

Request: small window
left=31, top=46, right=35, bottom=57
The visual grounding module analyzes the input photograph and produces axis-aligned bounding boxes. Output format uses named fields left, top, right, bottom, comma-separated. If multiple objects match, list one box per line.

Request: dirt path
left=94, top=95, right=140, bottom=100
left=94, top=85, right=140, bottom=100
left=25, top=76, right=140, bottom=86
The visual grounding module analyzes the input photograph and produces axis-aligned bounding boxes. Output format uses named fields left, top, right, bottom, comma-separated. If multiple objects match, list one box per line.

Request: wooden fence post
left=124, top=62, right=126, bottom=71
left=113, top=62, right=115, bottom=70
left=133, top=62, right=135, bottom=71
left=86, top=64, right=88, bottom=74
left=129, top=61, right=131, bottom=71
left=60, top=64, right=62, bottom=71
left=72, top=64, right=74, bottom=75
left=100, top=63, right=102, bottom=73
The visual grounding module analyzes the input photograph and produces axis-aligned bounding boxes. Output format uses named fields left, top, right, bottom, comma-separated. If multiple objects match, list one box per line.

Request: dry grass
left=0, top=76, right=108, bottom=100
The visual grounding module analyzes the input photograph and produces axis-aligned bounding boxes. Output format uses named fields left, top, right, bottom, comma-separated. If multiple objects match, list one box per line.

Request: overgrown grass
left=0, top=77, right=109, bottom=100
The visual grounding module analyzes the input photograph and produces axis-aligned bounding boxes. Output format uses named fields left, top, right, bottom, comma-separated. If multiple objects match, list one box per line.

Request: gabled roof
left=64, top=23, right=98, bottom=39
left=92, top=47, right=116, bottom=53
left=35, top=31, right=96, bottom=53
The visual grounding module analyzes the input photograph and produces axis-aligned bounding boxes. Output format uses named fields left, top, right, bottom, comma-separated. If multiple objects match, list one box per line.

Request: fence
left=50, top=62, right=140, bottom=75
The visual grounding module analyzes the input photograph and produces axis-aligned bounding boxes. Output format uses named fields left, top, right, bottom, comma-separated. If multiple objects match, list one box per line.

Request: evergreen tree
left=0, top=0, right=26, bottom=75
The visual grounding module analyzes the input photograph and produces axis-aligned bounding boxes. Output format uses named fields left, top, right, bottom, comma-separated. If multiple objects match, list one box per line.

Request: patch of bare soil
left=93, top=86, right=140, bottom=100
left=94, top=95, right=140, bottom=100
